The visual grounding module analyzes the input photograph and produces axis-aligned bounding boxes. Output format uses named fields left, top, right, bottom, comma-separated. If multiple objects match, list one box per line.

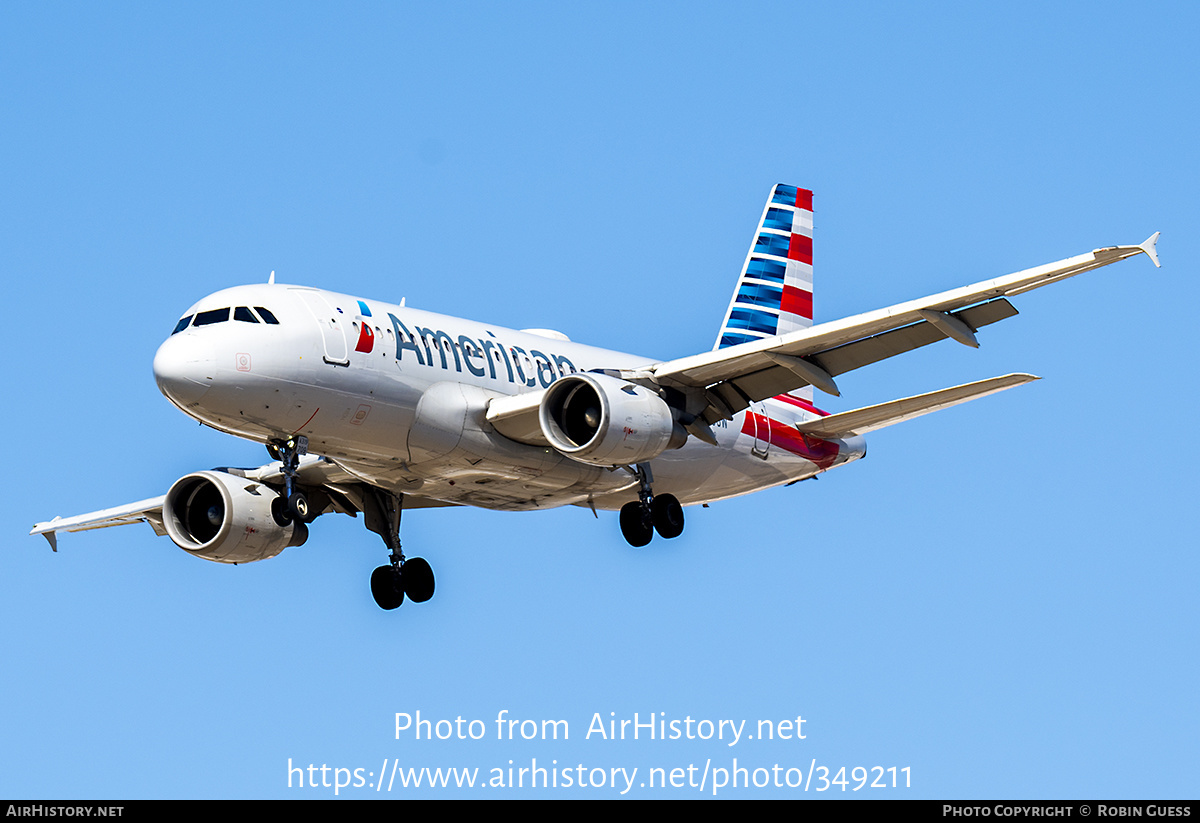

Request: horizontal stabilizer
left=794, top=373, right=1039, bottom=438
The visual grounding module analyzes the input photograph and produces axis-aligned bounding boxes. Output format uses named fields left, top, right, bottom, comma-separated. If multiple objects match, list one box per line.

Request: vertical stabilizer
left=714, top=183, right=814, bottom=400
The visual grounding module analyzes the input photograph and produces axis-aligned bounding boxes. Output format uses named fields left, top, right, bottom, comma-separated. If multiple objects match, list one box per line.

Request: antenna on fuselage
left=400, top=297, right=406, bottom=307
left=268, top=270, right=276, bottom=285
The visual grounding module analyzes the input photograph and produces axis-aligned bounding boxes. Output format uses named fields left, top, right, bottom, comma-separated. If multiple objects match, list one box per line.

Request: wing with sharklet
left=653, top=233, right=1160, bottom=424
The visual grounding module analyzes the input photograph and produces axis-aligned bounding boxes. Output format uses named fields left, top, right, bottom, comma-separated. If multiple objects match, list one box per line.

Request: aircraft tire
left=402, top=557, right=436, bottom=603
left=620, top=501, right=654, bottom=547
left=371, top=565, right=404, bottom=610
left=651, top=494, right=684, bottom=539
left=288, top=491, right=312, bottom=523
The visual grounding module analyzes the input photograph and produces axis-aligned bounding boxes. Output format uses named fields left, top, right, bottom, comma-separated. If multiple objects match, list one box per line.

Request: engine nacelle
left=539, top=372, right=686, bottom=467
left=163, top=471, right=305, bottom=564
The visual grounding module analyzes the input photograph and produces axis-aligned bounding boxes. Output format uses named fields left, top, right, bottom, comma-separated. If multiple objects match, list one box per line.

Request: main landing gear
left=619, top=463, right=684, bottom=548
left=267, top=439, right=435, bottom=611
left=362, top=488, right=435, bottom=611
left=370, top=558, right=435, bottom=611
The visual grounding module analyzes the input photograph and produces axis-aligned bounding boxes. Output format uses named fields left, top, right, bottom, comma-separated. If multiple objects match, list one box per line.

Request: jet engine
left=163, top=471, right=306, bottom=564
left=539, top=372, right=686, bottom=467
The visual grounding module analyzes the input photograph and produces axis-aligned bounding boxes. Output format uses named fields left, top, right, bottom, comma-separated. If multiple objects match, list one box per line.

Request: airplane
left=30, top=184, right=1161, bottom=611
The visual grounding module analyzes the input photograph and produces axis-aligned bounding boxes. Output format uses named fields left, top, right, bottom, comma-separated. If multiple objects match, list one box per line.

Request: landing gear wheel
left=651, top=493, right=684, bottom=539
left=401, top=557, right=435, bottom=603
left=371, top=565, right=404, bottom=610
left=363, top=490, right=436, bottom=610
left=620, top=501, right=654, bottom=547
left=270, top=436, right=312, bottom=523
left=271, top=496, right=293, bottom=527
left=288, top=491, right=312, bottom=523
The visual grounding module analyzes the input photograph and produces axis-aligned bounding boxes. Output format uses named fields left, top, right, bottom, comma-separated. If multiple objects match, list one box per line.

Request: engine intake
left=539, top=372, right=685, bottom=467
left=163, top=471, right=305, bottom=564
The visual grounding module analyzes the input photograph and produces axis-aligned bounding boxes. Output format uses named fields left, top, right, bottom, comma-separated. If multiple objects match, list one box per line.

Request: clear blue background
left=2, top=2, right=1195, bottom=798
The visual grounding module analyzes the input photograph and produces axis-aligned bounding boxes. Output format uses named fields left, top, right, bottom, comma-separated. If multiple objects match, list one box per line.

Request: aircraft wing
left=30, top=456, right=455, bottom=550
left=652, top=235, right=1160, bottom=423
left=30, top=497, right=170, bottom=550
left=482, top=235, right=1159, bottom=444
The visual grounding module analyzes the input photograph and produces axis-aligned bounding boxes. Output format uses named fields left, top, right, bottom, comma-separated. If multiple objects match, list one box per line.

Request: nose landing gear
left=267, top=436, right=315, bottom=523
left=618, top=463, right=684, bottom=547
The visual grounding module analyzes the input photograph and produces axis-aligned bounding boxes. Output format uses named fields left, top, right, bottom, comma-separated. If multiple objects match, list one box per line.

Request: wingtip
left=30, top=516, right=61, bottom=550
left=1139, top=232, right=1161, bottom=268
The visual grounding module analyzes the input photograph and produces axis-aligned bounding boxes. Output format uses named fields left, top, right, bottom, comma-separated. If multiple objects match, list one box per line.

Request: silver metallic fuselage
left=153, top=283, right=864, bottom=513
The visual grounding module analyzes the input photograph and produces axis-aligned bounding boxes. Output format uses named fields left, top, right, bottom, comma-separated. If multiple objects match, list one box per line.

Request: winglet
left=30, top=516, right=61, bottom=551
left=1138, top=232, right=1161, bottom=268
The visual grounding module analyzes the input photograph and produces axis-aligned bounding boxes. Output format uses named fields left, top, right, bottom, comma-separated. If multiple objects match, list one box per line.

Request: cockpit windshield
left=194, top=308, right=230, bottom=326
left=171, top=306, right=281, bottom=335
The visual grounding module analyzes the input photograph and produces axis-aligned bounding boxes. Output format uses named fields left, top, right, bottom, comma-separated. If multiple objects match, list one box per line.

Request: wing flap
left=700, top=299, right=1020, bottom=414
left=794, top=373, right=1039, bottom=438
left=815, top=298, right=1019, bottom=378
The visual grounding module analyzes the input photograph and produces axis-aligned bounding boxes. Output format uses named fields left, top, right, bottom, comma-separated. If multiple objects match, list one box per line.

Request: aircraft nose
left=153, top=334, right=215, bottom=407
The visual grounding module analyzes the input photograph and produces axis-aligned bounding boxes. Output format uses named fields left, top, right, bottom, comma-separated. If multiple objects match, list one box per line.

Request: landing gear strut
left=363, top=489, right=435, bottom=611
left=265, top=436, right=312, bottom=546
left=618, top=463, right=684, bottom=547
left=267, top=436, right=314, bottom=523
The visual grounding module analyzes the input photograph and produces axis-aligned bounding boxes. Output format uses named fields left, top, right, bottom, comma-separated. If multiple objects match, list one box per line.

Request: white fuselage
left=152, top=283, right=865, bottom=513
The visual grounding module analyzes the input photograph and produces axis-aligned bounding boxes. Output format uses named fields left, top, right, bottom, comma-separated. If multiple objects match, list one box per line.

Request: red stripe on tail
left=780, top=285, right=812, bottom=319
left=788, top=233, right=813, bottom=264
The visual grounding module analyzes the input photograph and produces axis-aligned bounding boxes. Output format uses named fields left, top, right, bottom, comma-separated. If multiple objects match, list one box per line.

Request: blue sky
left=2, top=2, right=1196, bottom=798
